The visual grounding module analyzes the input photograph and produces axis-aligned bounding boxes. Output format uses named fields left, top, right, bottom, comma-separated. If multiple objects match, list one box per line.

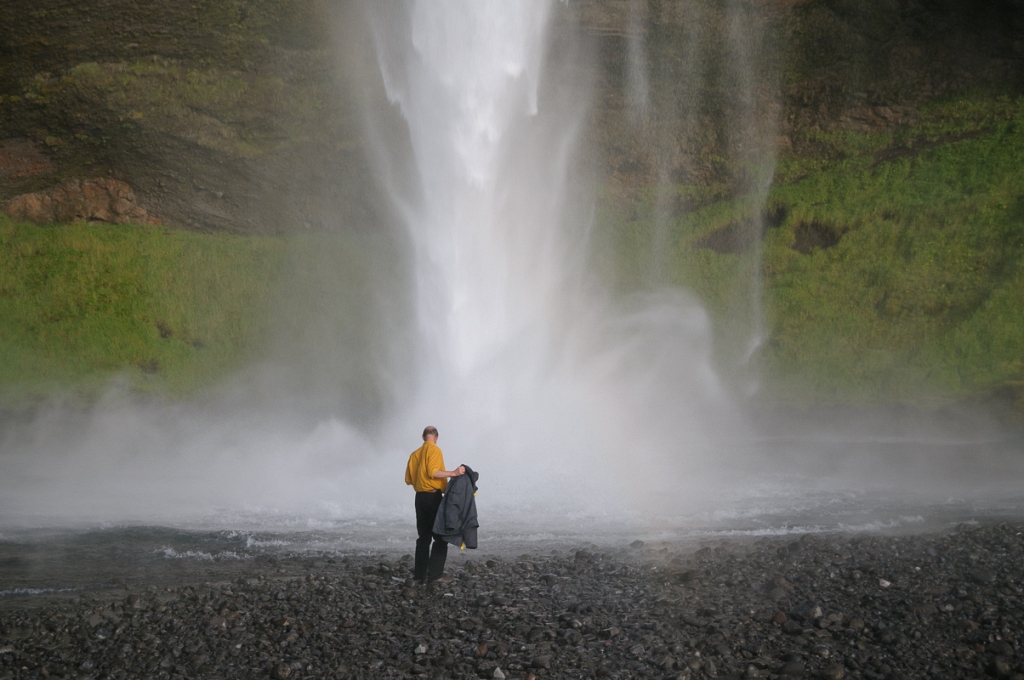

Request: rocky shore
left=1, top=523, right=1022, bottom=680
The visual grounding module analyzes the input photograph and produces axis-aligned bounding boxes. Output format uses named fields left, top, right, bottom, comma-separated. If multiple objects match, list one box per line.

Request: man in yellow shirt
left=405, top=426, right=465, bottom=584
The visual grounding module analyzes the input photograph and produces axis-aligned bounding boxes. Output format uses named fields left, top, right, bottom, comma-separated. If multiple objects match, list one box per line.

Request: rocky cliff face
left=2, top=0, right=1022, bottom=233
left=578, top=0, right=1024, bottom=205
left=0, top=0, right=381, bottom=233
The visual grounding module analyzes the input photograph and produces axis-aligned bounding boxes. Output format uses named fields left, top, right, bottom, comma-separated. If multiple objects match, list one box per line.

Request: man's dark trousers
left=414, top=491, right=448, bottom=581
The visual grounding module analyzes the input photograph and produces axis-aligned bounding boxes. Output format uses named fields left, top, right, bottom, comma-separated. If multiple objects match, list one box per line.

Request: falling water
left=364, top=1, right=739, bottom=516
left=355, top=1, right=1024, bottom=528
left=0, top=1, right=1022, bottom=560
left=0, top=2, right=737, bottom=532
left=621, top=0, right=778, bottom=379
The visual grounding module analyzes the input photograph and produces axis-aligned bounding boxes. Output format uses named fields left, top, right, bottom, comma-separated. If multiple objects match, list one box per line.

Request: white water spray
left=3, top=3, right=1016, bottom=538
left=364, top=1, right=738, bottom=515
left=0, top=3, right=737, bottom=528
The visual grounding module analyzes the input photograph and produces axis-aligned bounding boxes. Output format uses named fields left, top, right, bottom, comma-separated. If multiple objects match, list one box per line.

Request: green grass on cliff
left=4, top=91, right=1023, bottom=411
left=762, top=97, right=1024, bottom=405
left=609, top=94, right=1024, bottom=408
left=0, top=218, right=284, bottom=404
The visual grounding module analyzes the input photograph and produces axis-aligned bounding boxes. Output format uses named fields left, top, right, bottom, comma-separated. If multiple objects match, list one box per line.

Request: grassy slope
left=607, top=94, right=1024, bottom=409
left=2, top=95, right=1021, bottom=410
left=764, top=97, right=1024, bottom=405
left=0, top=218, right=284, bottom=403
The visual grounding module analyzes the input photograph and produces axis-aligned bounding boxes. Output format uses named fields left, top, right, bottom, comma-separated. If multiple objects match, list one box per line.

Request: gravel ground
left=1, top=522, right=1022, bottom=680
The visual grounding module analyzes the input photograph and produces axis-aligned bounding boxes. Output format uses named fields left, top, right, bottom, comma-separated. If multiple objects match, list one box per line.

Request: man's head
left=422, top=425, right=438, bottom=442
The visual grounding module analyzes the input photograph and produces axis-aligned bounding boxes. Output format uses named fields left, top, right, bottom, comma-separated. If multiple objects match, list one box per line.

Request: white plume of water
left=365, top=1, right=739, bottom=516
left=1, top=2, right=1022, bottom=538
left=0, top=1, right=736, bottom=529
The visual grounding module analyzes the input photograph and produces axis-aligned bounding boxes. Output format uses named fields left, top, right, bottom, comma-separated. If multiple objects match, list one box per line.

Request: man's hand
left=455, top=465, right=466, bottom=476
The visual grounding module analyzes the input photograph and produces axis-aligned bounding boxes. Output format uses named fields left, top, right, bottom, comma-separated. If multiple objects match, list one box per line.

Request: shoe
left=427, top=575, right=454, bottom=585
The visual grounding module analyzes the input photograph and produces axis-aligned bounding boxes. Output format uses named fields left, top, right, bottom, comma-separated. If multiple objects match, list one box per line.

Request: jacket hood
left=459, top=464, right=479, bottom=488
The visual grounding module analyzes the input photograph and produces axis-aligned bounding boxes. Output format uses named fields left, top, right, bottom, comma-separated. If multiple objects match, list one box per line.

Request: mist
left=1, top=0, right=1022, bottom=542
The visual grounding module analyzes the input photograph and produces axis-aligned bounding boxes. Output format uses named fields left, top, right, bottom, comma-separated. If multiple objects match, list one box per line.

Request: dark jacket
left=433, top=464, right=479, bottom=549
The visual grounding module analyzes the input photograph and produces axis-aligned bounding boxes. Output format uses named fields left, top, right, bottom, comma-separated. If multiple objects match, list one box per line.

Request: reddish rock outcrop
left=4, top=178, right=161, bottom=225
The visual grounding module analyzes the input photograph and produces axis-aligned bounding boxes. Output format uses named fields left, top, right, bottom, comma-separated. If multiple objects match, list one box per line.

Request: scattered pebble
left=0, top=524, right=1022, bottom=678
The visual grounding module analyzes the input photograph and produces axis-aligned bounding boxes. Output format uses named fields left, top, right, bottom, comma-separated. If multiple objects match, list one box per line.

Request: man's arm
left=433, top=465, right=466, bottom=479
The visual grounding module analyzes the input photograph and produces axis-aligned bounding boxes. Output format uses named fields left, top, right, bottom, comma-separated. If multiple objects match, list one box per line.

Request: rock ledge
left=4, top=177, right=160, bottom=225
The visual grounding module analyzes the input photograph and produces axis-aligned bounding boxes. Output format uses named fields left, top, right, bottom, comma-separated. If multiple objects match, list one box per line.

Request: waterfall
left=0, top=1, right=1019, bottom=535
left=0, top=0, right=739, bottom=526
left=365, top=1, right=739, bottom=515
left=621, top=0, right=778, bottom=385
left=371, top=2, right=561, bottom=383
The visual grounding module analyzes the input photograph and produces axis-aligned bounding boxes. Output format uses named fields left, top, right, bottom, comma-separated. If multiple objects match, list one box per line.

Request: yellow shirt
left=405, top=441, right=447, bottom=493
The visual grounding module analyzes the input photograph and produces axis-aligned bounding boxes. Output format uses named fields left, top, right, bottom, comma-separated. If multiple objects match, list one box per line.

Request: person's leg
left=413, top=492, right=436, bottom=581
left=427, top=532, right=448, bottom=581
left=416, top=491, right=448, bottom=581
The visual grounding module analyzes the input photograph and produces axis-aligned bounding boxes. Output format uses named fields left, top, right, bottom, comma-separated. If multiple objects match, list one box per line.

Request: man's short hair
left=422, top=426, right=438, bottom=438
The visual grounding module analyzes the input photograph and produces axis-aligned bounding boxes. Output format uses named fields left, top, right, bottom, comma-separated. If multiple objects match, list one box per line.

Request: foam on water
left=0, top=588, right=76, bottom=598
left=157, top=547, right=246, bottom=561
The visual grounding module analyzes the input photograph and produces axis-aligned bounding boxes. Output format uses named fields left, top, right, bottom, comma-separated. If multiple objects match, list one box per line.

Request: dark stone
left=675, top=570, right=696, bottom=583
left=792, top=603, right=823, bottom=622
left=988, top=641, right=1014, bottom=657
left=2, top=522, right=1022, bottom=680
left=989, top=657, right=1013, bottom=677
left=909, top=602, right=938, bottom=616
left=782, top=620, right=804, bottom=635
left=780, top=660, right=805, bottom=676
left=822, top=664, right=845, bottom=680
left=969, top=569, right=997, bottom=585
